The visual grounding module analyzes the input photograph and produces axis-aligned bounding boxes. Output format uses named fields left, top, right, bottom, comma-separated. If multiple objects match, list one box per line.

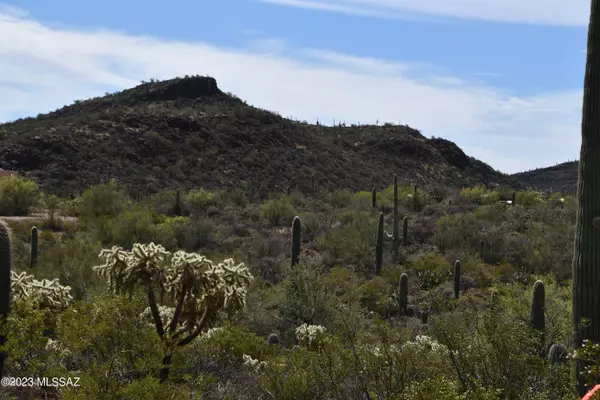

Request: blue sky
left=0, top=0, right=591, bottom=173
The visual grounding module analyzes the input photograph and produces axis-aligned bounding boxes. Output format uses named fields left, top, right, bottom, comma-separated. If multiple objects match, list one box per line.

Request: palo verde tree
left=573, top=0, right=600, bottom=395
left=93, top=242, right=253, bottom=383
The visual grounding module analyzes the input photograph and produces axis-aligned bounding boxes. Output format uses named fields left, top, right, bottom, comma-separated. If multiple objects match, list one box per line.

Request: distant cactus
left=268, top=333, right=280, bottom=345
left=453, top=260, right=461, bottom=299
left=547, top=343, right=568, bottom=367
left=402, top=216, right=408, bottom=245
left=0, top=220, right=12, bottom=378
left=291, top=216, right=301, bottom=267
left=531, top=280, right=545, bottom=331
left=385, top=175, right=400, bottom=262
left=375, top=213, right=384, bottom=274
left=398, top=273, right=408, bottom=314
left=413, top=184, right=418, bottom=211
left=173, top=189, right=182, bottom=216
left=372, top=187, right=377, bottom=209
left=511, top=191, right=516, bottom=207
left=30, top=226, right=38, bottom=269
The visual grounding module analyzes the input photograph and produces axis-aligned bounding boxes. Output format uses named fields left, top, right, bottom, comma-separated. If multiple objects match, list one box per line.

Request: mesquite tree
left=94, top=243, right=253, bottom=382
left=573, top=0, right=600, bottom=395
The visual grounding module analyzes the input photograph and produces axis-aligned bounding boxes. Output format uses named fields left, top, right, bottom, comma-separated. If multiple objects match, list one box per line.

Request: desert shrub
left=36, top=234, right=104, bottom=300
left=0, top=176, right=40, bottom=216
left=357, top=276, right=394, bottom=316
left=380, top=182, right=432, bottom=211
left=430, top=295, right=573, bottom=400
left=186, top=188, right=219, bottom=215
left=279, top=262, right=337, bottom=333
left=410, top=252, right=452, bottom=290
left=327, top=189, right=354, bottom=208
left=460, top=186, right=500, bottom=205
left=221, top=188, right=248, bottom=207
left=353, top=190, right=373, bottom=210
left=298, top=212, right=320, bottom=242
left=516, top=190, right=543, bottom=207
left=316, top=211, right=377, bottom=269
left=260, top=196, right=296, bottom=226
left=434, top=213, right=482, bottom=252
left=106, top=206, right=157, bottom=248
left=77, top=180, right=129, bottom=220
left=57, top=294, right=202, bottom=399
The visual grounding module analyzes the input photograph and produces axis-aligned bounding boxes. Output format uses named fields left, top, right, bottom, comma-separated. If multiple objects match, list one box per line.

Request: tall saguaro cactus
left=291, top=216, right=301, bottom=267
left=375, top=212, right=384, bottom=274
left=372, top=187, right=377, bottom=209
left=398, top=273, right=408, bottom=314
left=531, top=280, right=545, bottom=332
left=385, top=175, right=400, bottom=263
left=30, top=226, right=38, bottom=269
left=573, top=0, right=600, bottom=395
left=0, top=220, right=12, bottom=378
left=173, top=189, right=182, bottom=216
left=453, top=260, right=461, bottom=300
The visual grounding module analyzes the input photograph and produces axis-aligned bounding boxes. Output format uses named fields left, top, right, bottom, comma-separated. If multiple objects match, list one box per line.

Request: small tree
left=93, top=242, right=253, bottom=382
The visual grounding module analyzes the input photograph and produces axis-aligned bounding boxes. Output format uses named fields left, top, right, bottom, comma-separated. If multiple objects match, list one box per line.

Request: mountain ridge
left=0, top=75, right=523, bottom=198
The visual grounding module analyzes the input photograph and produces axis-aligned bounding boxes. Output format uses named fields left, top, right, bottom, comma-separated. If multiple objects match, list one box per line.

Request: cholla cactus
left=403, top=335, right=448, bottom=353
left=93, top=242, right=253, bottom=382
left=11, top=271, right=72, bottom=309
left=295, top=323, right=327, bottom=349
left=242, top=354, right=267, bottom=373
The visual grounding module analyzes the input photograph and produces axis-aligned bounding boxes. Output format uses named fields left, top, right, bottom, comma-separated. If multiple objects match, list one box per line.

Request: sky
left=0, top=0, right=591, bottom=174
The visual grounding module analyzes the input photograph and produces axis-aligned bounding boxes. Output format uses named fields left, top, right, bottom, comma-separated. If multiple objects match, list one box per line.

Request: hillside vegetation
left=511, top=162, right=579, bottom=195
left=0, top=172, right=589, bottom=400
left=0, top=75, right=520, bottom=199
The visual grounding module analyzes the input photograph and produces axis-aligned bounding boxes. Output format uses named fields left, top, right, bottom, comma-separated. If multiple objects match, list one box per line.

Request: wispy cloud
left=258, top=0, right=590, bottom=26
left=0, top=10, right=582, bottom=174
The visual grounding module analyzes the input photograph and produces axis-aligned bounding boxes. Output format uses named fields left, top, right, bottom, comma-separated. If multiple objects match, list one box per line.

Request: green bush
left=0, top=176, right=40, bottom=215
left=260, top=196, right=296, bottom=226
left=460, top=186, right=500, bottom=205
left=410, top=252, right=452, bottom=290
left=185, top=188, right=218, bottom=215
left=77, top=180, right=129, bottom=220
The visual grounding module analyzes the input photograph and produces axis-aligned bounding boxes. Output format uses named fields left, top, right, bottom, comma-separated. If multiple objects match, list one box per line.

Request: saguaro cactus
left=385, top=175, right=400, bottom=262
left=291, top=216, right=301, bottom=267
left=453, top=260, right=461, bottom=300
left=548, top=343, right=568, bottom=367
left=173, top=189, right=182, bottom=216
left=372, top=187, right=377, bottom=209
left=402, top=216, right=408, bottom=245
left=531, top=280, right=545, bottom=331
left=0, top=220, right=12, bottom=378
left=511, top=191, right=516, bottom=207
left=573, top=1, right=600, bottom=394
left=268, top=333, right=280, bottom=345
left=398, top=273, right=408, bottom=314
left=375, top=213, right=384, bottom=274
left=30, top=226, right=38, bottom=268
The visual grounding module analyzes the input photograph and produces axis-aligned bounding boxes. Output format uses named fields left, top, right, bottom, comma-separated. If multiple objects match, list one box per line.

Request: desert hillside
left=0, top=75, right=521, bottom=198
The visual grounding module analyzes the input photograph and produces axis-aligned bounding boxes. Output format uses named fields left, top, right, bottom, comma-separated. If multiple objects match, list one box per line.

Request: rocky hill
left=0, top=75, right=521, bottom=198
left=511, top=161, right=578, bottom=195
